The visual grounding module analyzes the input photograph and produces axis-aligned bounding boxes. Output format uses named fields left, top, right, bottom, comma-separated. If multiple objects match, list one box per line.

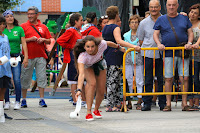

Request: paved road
left=1, top=98, right=200, bottom=133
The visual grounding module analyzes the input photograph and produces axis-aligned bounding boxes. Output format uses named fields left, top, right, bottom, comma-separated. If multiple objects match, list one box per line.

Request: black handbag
left=167, top=16, right=190, bottom=58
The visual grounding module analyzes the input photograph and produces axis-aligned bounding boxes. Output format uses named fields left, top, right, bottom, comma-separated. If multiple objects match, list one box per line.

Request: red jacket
left=57, top=28, right=81, bottom=63
left=81, top=26, right=101, bottom=38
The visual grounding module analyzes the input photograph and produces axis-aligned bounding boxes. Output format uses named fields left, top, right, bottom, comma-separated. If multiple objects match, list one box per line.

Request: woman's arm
left=106, top=41, right=125, bottom=52
left=21, top=36, right=28, bottom=68
left=113, top=27, right=140, bottom=51
left=75, top=63, right=85, bottom=98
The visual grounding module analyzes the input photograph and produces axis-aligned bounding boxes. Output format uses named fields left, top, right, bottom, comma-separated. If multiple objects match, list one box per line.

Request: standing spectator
left=188, top=3, right=200, bottom=109
left=20, top=6, right=51, bottom=108
left=57, top=13, right=86, bottom=106
left=124, top=15, right=143, bottom=110
left=3, top=10, right=28, bottom=110
left=103, top=6, right=140, bottom=112
left=81, top=12, right=102, bottom=38
left=0, top=16, right=12, bottom=122
left=153, top=0, right=194, bottom=111
left=97, top=15, right=108, bottom=32
left=137, top=0, right=166, bottom=111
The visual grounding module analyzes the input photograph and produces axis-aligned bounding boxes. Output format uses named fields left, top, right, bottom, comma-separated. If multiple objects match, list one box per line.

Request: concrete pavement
left=1, top=98, right=200, bottom=133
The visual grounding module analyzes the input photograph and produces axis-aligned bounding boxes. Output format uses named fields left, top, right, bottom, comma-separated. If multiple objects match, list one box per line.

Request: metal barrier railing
left=121, top=47, right=200, bottom=112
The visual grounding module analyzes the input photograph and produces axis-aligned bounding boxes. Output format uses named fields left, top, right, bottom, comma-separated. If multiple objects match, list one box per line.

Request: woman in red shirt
left=81, top=12, right=102, bottom=38
left=57, top=13, right=84, bottom=106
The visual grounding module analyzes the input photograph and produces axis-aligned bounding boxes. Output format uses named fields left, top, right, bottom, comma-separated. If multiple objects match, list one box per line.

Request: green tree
left=0, top=0, right=24, bottom=13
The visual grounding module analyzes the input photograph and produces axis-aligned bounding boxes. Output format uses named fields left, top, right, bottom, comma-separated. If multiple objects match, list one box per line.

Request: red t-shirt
left=57, top=28, right=81, bottom=63
left=20, top=20, right=51, bottom=59
left=81, top=26, right=102, bottom=38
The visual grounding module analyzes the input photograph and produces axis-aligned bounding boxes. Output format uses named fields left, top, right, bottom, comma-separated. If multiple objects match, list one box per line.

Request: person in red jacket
left=57, top=13, right=85, bottom=106
left=81, top=12, right=101, bottom=38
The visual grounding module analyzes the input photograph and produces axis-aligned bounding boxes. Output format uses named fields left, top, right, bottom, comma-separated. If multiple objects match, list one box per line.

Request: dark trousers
left=188, top=61, right=200, bottom=99
left=142, top=57, right=166, bottom=107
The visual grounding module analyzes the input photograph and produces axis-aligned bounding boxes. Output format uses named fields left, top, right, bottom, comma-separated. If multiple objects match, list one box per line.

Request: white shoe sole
left=85, top=118, right=94, bottom=121
left=92, top=113, right=102, bottom=119
left=94, top=115, right=102, bottom=119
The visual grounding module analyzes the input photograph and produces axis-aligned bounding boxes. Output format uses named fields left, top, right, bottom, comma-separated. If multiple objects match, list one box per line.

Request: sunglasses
left=101, top=15, right=108, bottom=19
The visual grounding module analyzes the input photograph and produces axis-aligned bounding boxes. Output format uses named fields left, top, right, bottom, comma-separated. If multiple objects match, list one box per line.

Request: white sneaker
left=4, top=102, right=10, bottom=110
left=14, top=102, right=20, bottom=110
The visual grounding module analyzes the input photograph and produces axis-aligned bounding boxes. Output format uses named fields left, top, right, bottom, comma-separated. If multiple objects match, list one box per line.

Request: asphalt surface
left=1, top=97, right=200, bottom=133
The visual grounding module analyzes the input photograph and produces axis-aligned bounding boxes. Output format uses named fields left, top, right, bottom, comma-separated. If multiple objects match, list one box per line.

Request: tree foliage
left=0, top=0, right=24, bottom=13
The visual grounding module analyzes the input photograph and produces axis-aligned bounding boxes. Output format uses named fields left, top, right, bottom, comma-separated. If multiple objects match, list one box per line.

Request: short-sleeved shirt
left=153, top=14, right=192, bottom=57
left=78, top=40, right=107, bottom=67
left=3, top=26, right=25, bottom=54
left=20, top=20, right=51, bottom=59
left=136, top=15, right=162, bottom=59
left=0, top=34, right=12, bottom=78
left=102, top=24, right=123, bottom=65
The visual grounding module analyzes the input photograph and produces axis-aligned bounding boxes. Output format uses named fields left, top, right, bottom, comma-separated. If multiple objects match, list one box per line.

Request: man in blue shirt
left=153, top=0, right=194, bottom=111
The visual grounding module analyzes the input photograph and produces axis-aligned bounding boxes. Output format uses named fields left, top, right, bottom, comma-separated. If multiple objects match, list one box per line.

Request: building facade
left=12, top=0, right=83, bottom=24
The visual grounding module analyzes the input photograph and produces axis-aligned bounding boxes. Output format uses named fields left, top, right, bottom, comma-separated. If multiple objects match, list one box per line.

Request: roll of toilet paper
left=69, top=96, right=82, bottom=119
left=10, top=58, right=18, bottom=67
left=0, top=55, right=9, bottom=64
left=75, top=96, right=82, bottom=113
left=10, top=56, right=21, bottom=67
left=69, top=111, right=80, bottom=119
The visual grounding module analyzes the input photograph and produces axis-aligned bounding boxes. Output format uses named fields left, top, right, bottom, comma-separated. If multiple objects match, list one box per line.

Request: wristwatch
left=188, top=42, right=192, bottom=45
left=75, top=89, right=82, bottom=93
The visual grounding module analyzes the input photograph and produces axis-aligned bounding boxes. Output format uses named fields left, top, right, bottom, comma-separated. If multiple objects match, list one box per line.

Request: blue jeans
left=5, top=61, right=22, bottom=102
left=188, top=61, right=200, bottom=99
left=142, top=57, right=166, bottom=107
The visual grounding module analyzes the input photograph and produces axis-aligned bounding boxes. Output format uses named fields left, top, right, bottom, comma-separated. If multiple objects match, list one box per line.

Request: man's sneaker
left=4, top=102, right=10, bottom=110
left=93, top=110, right=102, bottom=119
left=39, top=99, right=47, bottom=107
left=81, top=101, right=86, bottom=107
left=21, top=99, right=27, bottom=108
left=14, top=102, right=20, bottom=110
left=85, top=113, right=94, bottom=121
